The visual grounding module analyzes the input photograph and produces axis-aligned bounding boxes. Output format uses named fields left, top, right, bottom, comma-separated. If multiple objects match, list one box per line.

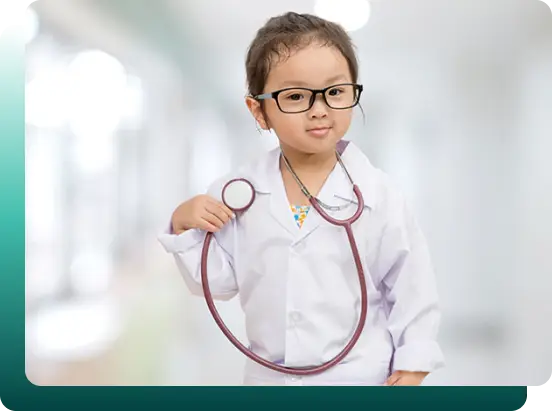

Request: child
left=158, top=12, right=445, bottom=386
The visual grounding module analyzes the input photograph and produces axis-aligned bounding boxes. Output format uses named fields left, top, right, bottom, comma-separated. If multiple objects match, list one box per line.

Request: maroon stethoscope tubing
left=200, top=182, right=367, bottom=376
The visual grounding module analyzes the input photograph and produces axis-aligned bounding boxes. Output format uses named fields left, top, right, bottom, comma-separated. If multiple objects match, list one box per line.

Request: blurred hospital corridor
left=23, top=0, right=552, bottom=386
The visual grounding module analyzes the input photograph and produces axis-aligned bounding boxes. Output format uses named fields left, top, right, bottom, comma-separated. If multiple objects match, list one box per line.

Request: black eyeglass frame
left=253, top=83, right=363, bottom=114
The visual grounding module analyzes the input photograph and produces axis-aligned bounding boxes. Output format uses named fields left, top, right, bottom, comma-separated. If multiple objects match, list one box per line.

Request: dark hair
left=245, top=12, right=359, bottom=97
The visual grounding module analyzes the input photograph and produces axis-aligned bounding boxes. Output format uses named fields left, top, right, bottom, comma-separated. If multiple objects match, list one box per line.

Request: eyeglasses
left=253, top=83, right=363, bottom=114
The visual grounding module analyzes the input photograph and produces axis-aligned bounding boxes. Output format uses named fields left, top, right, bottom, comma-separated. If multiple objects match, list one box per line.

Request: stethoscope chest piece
left=222, top=178, right=255, bottom=212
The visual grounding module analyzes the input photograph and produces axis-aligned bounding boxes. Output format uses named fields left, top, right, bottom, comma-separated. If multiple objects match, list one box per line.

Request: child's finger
left=198, top=218, right=220, bottom=232
left=384, top=373, right=401, bottom=386
left=206, top=196, right=236, bottom=219
left=205, top=204, right=230, bottom=225
left=390, top=376, right=403, bottom=386
left=215, top=200, right=236, bottom=220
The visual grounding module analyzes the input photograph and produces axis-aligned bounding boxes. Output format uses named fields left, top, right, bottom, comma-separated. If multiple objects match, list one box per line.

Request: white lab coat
left=158, top=141, right=445, bottom=386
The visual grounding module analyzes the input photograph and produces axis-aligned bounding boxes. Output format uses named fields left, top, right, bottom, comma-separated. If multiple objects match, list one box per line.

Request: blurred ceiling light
left=314, top=0, right=371, bottom=32
left=67, top=50, right=128, bottom=140
left=65, top=50, right=131, bottom=173
left=26, top=298, right=122, bottom=362
left=24, top=7, right=39, bottom=44
left=120, top=74, right=144, bottom=129
left=26, top=137, right=56, bottom=242
left=25, top=63, right=70, bottom=128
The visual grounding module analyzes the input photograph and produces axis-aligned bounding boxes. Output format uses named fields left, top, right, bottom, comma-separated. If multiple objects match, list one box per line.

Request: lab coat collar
left=246, top=140, right=378, bottom=239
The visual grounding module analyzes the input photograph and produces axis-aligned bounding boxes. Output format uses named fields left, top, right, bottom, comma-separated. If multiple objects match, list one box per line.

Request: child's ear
left=245, top=97, right=270, bottom=130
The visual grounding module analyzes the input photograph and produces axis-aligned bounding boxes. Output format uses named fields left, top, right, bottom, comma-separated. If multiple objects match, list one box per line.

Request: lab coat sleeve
left=375, top=193, right=445, bottom=374
left=157, top=179, right=239, bottom=301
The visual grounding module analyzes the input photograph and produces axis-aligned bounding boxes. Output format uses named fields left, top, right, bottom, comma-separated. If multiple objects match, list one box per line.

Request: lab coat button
left=288, top=375, right=302, bottom=385
left=290, top=311, right=302, bottom=323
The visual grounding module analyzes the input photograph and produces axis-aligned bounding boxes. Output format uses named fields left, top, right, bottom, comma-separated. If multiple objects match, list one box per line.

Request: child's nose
left=309, top=94, right=329, bottom=118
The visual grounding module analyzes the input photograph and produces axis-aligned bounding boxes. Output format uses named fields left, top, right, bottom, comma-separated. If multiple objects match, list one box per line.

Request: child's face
left=247, top=44, right=355, bottom=156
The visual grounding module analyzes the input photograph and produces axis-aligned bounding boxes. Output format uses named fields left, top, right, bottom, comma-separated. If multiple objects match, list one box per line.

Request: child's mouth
left=307, top=127, right=332, bottom=137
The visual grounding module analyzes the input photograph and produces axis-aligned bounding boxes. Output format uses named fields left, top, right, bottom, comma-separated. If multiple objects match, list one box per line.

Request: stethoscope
left=200, top=147, right=368, bottom=376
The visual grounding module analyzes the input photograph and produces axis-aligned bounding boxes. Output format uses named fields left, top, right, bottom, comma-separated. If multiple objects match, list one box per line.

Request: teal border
left=0, top=22, right=527, bottom=411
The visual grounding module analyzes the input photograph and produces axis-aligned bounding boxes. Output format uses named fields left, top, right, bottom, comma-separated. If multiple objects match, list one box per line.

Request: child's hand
left=384, top=371, right=429, bottom=386
left=171, top=195, right=235, bottom=234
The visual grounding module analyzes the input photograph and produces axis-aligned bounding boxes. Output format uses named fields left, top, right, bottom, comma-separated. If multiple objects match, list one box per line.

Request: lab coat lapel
left=293, top=142, right=376, bottom=244
left=265, top=150, right=351, bottom=241
left=262, top=141, right=377, bottom=242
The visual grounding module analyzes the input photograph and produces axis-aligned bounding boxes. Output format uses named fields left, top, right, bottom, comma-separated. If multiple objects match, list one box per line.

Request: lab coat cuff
left=392, top=340, right=445, bottom=373
left=157, top=226, right=205, bottom=254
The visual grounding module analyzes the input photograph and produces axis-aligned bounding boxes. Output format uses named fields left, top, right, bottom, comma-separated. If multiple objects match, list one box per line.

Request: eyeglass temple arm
left=254, top=92, right=273, bottom=100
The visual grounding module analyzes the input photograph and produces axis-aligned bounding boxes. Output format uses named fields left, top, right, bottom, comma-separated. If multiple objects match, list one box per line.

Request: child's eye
left=328, top=88, right=345, bottom=96
left=285, top=92, right=305, bottom=101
